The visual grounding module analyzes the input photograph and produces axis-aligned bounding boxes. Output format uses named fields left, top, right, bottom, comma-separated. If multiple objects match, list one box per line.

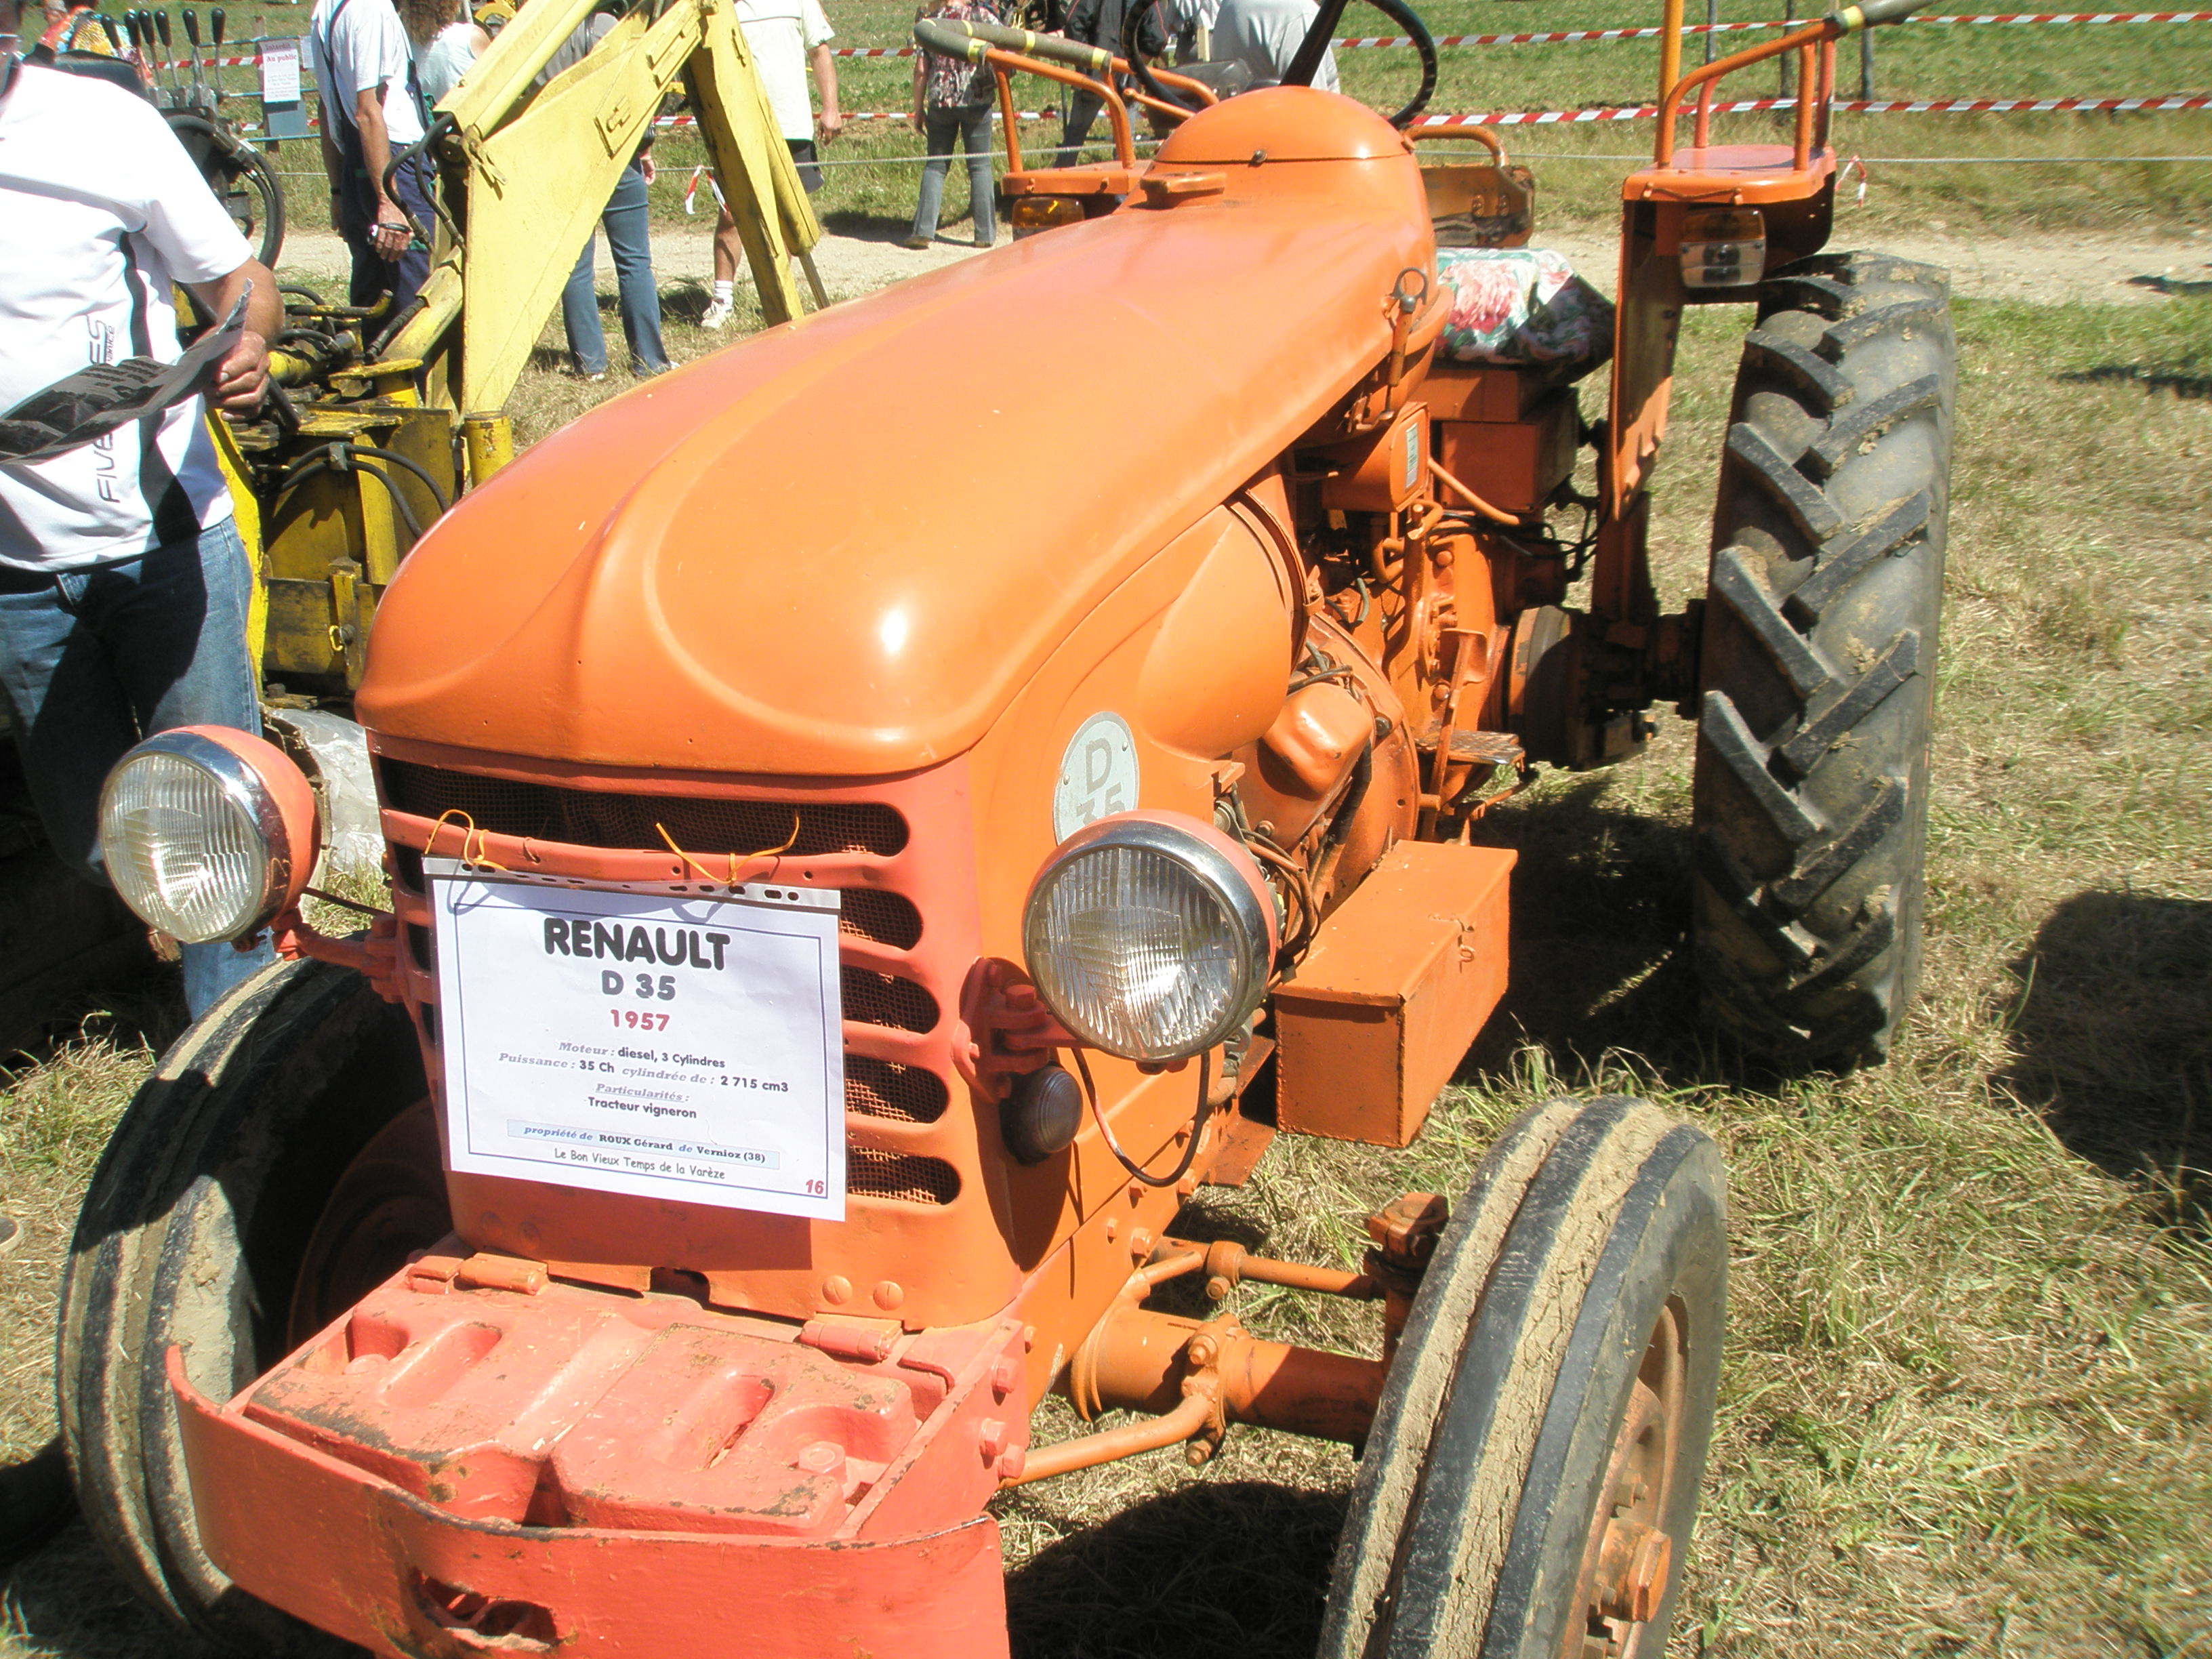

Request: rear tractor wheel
left=58, top=958, right=449, bottom=1655
left=1692, top=250, right=1955, bottom=1069
left=1320, top=1095, right=1727, bottom=1658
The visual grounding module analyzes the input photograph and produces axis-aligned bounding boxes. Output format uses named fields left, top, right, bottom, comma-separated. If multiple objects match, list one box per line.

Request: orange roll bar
left=1654, top=16, right=1841, bottom=167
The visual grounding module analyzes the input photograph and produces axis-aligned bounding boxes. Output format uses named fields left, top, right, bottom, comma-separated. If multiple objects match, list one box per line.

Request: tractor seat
left=1624, top=144, right=1837, bottom=205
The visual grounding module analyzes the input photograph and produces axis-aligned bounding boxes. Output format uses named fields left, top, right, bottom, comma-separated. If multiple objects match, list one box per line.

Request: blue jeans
left=914, top=106, right=996, bottom=245
left=562, top=161, right=671, bottom=375
left=0, top=516, right=277, bottom=1017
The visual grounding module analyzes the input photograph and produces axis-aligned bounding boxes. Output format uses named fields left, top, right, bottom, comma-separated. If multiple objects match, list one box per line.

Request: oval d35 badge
left=1052, top=712, right=1139, bottom=842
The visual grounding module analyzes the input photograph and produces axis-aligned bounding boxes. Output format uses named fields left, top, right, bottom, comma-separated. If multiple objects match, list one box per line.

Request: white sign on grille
left=431, top=869, right=846, bottom=1221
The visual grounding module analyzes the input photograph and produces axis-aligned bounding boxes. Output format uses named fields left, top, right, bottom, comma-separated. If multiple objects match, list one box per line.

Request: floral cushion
left=1435, top=247, right=1614, bottom=369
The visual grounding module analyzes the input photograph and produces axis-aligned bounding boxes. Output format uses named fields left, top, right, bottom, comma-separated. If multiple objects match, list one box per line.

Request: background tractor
left=54, top=0, right=1954, bottom=1652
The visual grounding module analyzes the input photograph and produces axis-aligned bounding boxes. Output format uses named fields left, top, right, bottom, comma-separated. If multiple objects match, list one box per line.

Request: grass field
left=6, top=289, right=2208, bottom=1656
left=5, top=5, right=2212, bottom=1656
left=131, top=0, right=2212, bottom=239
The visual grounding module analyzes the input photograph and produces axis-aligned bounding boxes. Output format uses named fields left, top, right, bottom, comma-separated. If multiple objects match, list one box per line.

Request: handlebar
left=914, top=16, right=1110, bottom=75
left=1830, top=0, right=1938, bottom=28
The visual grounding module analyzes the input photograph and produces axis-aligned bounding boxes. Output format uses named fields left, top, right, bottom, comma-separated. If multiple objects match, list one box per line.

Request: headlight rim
left=97, top=725, right=318, bottom=943
left=1021, top=808, right=1280, bottom=1063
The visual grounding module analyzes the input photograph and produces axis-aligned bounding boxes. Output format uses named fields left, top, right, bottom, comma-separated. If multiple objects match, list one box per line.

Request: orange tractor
left=60, top=0, right=1952, bottom=1651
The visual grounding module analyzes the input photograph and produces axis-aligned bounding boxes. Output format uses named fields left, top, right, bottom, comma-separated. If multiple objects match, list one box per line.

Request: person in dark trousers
left=906, top=0, right=998, bottom=249
left=0, top=19, right=280, bottom=1020
left=1054, top=0, right=1160, bottom=165
left=308, top=0, right=437, bottom=315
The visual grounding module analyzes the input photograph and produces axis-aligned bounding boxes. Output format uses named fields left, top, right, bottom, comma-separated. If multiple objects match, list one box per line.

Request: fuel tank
left=356, top=89, right=1435, bottom=777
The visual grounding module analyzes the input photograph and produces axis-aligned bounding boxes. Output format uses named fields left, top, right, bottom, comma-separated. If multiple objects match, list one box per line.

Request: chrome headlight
left=97, top=727, right=317, bottom=943
left=1021, top=811, right=1279, bottom=1063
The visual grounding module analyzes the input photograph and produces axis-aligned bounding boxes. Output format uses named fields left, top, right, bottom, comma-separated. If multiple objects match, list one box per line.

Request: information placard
left=432, top=871, right=845, bottom=1221
left=257, top=39, right=301, bottom=103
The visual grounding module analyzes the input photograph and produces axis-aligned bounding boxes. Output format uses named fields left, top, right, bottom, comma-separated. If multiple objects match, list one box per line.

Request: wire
left=1071, top=1045, right=1214, bottom=1190
left=302, top=884, right=386, bottom=916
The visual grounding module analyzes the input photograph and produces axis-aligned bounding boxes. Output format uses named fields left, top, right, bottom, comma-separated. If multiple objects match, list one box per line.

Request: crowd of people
left=304, top=0, right=1341, bottom=340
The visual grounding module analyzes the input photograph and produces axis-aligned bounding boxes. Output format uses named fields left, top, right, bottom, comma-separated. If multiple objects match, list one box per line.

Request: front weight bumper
left=168, top=1254, right=1028, bottom=1658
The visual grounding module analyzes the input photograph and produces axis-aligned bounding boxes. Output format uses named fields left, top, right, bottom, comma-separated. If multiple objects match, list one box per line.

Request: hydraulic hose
left=276, top=451, right=425, bottom=541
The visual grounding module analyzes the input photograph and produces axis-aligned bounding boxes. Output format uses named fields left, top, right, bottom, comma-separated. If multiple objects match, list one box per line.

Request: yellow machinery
left=243, top=0, right=819, bottom=700
left=0, top=0, right=815, bottom=1047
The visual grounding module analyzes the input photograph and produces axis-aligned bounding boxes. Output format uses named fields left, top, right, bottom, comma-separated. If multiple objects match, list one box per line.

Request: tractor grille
left=379, top=758, right=973, bottom=1235
left=378, top=760, right=908, bottom=857
left=845, top=1055, right=948, bottom=1124
left=848, top=1147, right=961, bottom=1205
left=388, top=843, right=921, bottom=956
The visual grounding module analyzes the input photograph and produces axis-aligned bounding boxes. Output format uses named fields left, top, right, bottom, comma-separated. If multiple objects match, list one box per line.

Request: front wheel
left=1320, top=1095, right=1727, bottom=1658
left=58, top=958, right=447, bottom=1654
left=1692, top=251, right=1955, bottom=1069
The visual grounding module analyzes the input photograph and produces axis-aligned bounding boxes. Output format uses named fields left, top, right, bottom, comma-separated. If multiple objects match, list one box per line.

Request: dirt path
left=278, top=224, right=2212, bottom=306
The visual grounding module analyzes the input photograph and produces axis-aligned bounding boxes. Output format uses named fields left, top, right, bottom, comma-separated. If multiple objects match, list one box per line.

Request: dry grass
left=7, top=89, right=2212, bottom=1659
left=991, top=293, right=2212, bottom=1659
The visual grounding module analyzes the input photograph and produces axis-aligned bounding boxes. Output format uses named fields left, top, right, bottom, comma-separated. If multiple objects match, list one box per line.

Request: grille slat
left=848, top=1147, right=960, bottom=1205
left=841, top=967, right=939, bottom=1034
left=380, top=760, right=907, bottom=858
left=845, top=1056, right=948, bottom=1124
left=836, top=890, right=922, bottom=951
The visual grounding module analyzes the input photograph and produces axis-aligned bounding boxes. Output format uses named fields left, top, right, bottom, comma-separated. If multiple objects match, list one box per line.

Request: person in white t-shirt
left=699, top=0, right=842, bottom=330
left=1210, top=0, right=1336, bottom=92
left=402, top=0, right=488, bottom=110
left=309, top=0, right=438, bottom=315
left=0, top=32, right=281, bottom=1017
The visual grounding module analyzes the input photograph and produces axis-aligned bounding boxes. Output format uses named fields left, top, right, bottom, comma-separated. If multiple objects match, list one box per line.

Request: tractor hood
left=357, top=93, right=1432, bottom=777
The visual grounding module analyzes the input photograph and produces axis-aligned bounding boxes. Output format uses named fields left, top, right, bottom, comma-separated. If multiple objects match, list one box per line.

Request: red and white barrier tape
left=1333, top=10, right=2212, bottom=48
left=658, top=91, right=2212, bottom=125
left=149, top=9, right=2211, bottom=70
left=285, top=94, right=2212, bottom=136
left=1409, top=91, right=2212, bottom=125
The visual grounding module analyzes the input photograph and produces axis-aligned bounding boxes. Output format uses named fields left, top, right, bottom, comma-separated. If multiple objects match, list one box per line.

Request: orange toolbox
left=1272, top=842, right=1514, bottom=1147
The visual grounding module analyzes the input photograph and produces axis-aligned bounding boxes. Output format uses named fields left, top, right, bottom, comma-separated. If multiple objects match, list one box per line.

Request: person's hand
left=639, top=150, right=657, bottom=185
left=370, top=199, right=409, bottom=260
left=909, top=108, right=924, bottom=135
left=209, top=329, right=270, bottom=415
left=818, top=107, right=844, bottom=141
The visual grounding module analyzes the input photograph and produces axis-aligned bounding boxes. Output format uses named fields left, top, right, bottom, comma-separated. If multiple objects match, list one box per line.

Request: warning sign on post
left=432, top=870, right=846, bottom=1221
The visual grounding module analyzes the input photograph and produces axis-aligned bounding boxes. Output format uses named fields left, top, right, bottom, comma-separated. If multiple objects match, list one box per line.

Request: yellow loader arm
left=389, top=0, right=818, bottom=414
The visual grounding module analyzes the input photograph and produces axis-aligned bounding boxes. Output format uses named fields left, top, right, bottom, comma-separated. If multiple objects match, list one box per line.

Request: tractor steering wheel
left=1120, top=0, right=1438, bottom=130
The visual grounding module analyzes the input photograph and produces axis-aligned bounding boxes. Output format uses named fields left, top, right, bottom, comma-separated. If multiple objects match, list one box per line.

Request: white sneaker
left=699, top=296, right=735, bottom=329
